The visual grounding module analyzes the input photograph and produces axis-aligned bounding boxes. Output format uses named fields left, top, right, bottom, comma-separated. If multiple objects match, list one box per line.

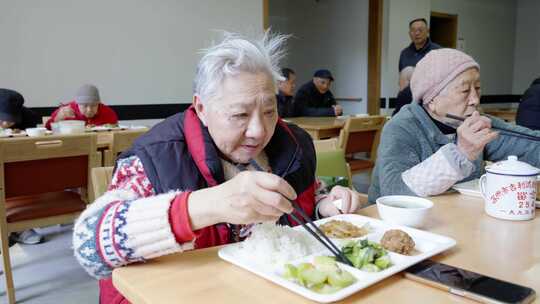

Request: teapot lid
left=486, top=155, right=540, bottom=176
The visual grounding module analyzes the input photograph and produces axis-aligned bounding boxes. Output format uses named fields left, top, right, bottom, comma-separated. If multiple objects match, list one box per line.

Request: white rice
left=233, top=223, right=325, bottom=268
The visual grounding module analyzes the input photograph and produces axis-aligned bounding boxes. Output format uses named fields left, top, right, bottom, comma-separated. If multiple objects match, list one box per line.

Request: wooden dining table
left=112, top=193, right=539, bottom=303
left=483, top=108, right=517, bottom=123
left=285, top=116, right=346, bottom=139
left=96, top=132, right=114, bottom=149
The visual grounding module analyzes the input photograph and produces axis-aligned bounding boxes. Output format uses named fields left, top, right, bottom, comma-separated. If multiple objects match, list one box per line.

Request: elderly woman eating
left=73, top=32, right=361, bottom=303
left=369, top=48, right=540, bottom=201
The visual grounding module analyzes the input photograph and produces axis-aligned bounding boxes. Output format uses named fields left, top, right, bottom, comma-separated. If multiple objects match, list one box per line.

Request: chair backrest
left=0, top=133, right=99, bottom=195
left=338, top=116, right=386, bottom=161
left=313, top=138, right=339, bottom=152
left=91, top=166, right=114, bottom=199
left=104, top=129, right=148, bottom=166
left=314, top=139, right=353, bottom=188
left=41, top=116, right=50, bottom=125
left=0, top=133, right=99, bottom=304
left=0, top=134, right=98, bottom=197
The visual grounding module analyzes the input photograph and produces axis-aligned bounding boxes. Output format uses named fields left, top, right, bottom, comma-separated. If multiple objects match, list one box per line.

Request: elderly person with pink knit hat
left=369, top=48, right=540, bottom=200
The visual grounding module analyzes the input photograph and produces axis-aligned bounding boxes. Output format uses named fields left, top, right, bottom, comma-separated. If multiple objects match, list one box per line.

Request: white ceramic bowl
left=376, top=195, right=433, bottom=228
left=26, top=127, right=47, bottom=137
left=58, top=120, right=85, bottom=134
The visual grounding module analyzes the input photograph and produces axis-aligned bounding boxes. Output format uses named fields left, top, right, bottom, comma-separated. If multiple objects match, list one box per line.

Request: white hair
left=399, top=66, right=415, bottom=91
left=193, top=30, right=289, bottom=105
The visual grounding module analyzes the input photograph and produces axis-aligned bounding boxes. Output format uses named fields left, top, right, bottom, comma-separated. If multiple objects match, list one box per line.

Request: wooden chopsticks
left=248, top=159, right=353, bottom=267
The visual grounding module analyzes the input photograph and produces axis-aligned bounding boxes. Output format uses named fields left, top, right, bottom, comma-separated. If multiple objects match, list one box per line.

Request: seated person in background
left=73, top=32, right=362, bottom=303
left=0, top=88, right=44, bottom=245
left=392, top=66, right=414, bottom=116
left=276, top=67, right=297, bottom=118
left=369, top=49, right=540, bottom=201
left=516, top=77, right=540, bottom=130
left=0, top=88, right=41, bottom=130
left=45, top=84, right=118, bottom=129
left=294, top=69, right=343, bottom=117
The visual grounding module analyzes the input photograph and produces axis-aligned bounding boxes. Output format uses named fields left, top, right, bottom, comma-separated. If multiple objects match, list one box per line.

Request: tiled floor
left=0, top=225, right=97, bottom=304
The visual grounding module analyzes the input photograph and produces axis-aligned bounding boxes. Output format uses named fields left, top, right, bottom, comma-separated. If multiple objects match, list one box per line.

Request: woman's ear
left=426, top=97, right=438, bottom=114
left=193, top=95, right=208, bottom=126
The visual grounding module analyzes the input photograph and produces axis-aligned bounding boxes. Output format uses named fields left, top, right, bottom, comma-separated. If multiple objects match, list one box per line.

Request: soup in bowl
left=376, top=195, right=433, bottom=228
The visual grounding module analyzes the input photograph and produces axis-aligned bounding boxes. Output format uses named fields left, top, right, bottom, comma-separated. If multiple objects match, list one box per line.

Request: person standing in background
left=398, top=18, right=441, bottom=72
left=294, top=69, right=342, bottom=117
left=276, top=68, right=297, bottom=118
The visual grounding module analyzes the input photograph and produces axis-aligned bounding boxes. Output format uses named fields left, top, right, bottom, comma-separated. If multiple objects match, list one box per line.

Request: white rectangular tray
left=218, top=214, right=456, bottom=303
left=453, top=179, right=540, bottom=208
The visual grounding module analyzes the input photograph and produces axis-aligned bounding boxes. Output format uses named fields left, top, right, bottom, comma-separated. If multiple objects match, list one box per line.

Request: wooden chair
left=0, top=133, right=99, bottom=303
left=338, top=116, right=386, bottom=175
left=314, top=139, right=371, bottom=205
left=91, top=166, right=114, bottom=199
left=41, top=116, right=51, bottom=125
left=313, top=138, right=339, bottom=152
left=103, top=129, right=148, bottom=166
left=313, top=138, right=353, bottom=189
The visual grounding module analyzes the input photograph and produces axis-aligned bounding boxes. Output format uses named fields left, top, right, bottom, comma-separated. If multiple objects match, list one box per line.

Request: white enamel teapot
left=479, top=155, right=539, bottom=221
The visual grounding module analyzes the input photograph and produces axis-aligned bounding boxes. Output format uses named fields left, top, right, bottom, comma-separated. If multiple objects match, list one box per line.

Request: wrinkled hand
left=333, top=105, right=343, bottom=116
left=54, top=106, right=75, bottom=122
left=318, top=186, right=361, bottom=217
left=188, top=171, right=296, bottom=229
left=456, top=111, right=498, bottom=161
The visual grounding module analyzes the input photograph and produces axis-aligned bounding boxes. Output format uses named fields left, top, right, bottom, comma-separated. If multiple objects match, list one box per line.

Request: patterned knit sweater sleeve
left=72, top=156, right=195, bottom=279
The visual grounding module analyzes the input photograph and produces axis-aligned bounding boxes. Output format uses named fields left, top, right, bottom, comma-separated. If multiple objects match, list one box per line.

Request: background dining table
left=482, top=108, right=517, bottom=123
left=112, top=192, right=539, bottom=303
left=284, top=116, right=347, bottom=139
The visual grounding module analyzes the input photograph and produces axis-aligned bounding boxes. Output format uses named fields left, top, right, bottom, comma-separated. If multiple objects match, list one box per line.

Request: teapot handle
left=479, top=174, right=488, bottom=200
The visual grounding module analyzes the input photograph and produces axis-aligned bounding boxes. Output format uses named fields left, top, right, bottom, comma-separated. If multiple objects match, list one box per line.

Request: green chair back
left=315, top=148, right=352, bottom=188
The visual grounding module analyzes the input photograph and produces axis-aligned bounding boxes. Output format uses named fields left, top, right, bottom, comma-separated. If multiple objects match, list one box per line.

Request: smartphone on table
left=404, top=260, right=535, bottom=304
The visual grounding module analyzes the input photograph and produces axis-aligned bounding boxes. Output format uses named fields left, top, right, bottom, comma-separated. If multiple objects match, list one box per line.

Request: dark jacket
left=294, top=81, right=336, bottom=117
left=277, top=92, right=296, bottom=118
left=516, top=77, right=540, bottom=130
left=0, top=88, right=41, bottom=129
left=13, top=107, right=41, bottom=129
left=392, top=86, right=413, bottom=116
left=120, top=106, right=317, bottom=248
left=398, top=38, right=441, bottom=71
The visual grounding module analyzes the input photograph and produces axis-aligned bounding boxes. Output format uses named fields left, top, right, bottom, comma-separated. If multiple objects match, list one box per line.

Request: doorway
left=430, top=11, right=458, bottom=48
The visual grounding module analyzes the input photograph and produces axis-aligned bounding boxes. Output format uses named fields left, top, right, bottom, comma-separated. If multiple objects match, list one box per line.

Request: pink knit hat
left=410, top=48, right=480, bottom=104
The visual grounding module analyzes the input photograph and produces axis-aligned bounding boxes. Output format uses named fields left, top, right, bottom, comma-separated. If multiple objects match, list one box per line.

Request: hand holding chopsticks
left=446, top=113, right=540, bottom=142
left=445, top=111, right=499, bottom=161
left=249, top=159, right=354, bottom=267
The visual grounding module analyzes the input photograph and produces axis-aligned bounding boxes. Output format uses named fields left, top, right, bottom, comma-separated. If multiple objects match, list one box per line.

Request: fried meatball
left=380, top=229, right=415, bottom=255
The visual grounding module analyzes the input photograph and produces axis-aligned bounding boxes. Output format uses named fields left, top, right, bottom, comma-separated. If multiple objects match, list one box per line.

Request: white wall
left=0, top=0, right=263, bottom=107
left=269, top=0, right=369, bottom=114
left=381, top=0, right=430, bottom=99
left=431, top=0, right=516, bottom=95
left=381, top=0, right=516, bottom=99
left=512, top=0, right=540, bottom=94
